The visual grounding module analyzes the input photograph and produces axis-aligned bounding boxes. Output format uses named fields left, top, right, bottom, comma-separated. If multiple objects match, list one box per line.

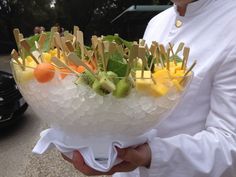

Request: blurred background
left=0, top=0, right=171, bottom=54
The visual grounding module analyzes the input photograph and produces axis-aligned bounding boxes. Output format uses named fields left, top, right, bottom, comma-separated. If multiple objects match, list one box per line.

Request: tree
left=0, top=0, right=55, bottom=53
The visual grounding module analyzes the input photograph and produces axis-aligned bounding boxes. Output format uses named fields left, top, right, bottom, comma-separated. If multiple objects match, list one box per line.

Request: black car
left=0, top=70, right=28, bottom=129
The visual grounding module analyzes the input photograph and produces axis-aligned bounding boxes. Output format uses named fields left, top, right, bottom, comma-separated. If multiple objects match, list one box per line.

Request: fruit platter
left=10, top=26, right=195, bottom=159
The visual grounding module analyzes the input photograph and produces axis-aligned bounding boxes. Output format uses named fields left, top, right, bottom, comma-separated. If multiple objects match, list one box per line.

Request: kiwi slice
left=75, top=70, right=96, bottom=87
left=113, top=78, right=131, bottom=98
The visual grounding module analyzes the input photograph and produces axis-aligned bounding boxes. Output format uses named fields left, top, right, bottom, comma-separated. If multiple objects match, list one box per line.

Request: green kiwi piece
left=107, top=71, right=119, bottom=85
left=99, top=76, right=116, bottom=92
left=113, top=78, right=131, bottom=98
left=92, top=79, right=108, bottom=96
left=76, top=70, right=96, bottom=87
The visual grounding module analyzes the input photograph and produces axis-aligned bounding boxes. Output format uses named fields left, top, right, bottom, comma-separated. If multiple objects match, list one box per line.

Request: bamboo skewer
left=20, top=39, right=39, bottom=64
left=149, top=43, right=157, bottom=70
left=159, top=44, right=169, bottom=70
left=50, top=27, right=58, bottom=49
left=11, top=49, right=25, bottom=70
left=76, top=30, right=85, bottom=60
left=175, top=42, right=185, bottom=55
left=35, top=33, right=47, bottom=62
left=127, top=43, right=138, bottom=77
left=51, top=57, right=79, bottom=76
left=180, top=60, right=197, bottom=84
left=54, top=32, right=68, bottom=63
left=181, top=47, right=190, bottom=70
left=35, top=41, right=43, bottom=62
left=155, top=43, right=161, bottom=68
left=168, top=43, right=177, bottom=65
left=138, top=46, right=146, bottom=78
left=65, top=40, right=75, bottom=52
left=67, top=53, right=97, bottom=78
left=103, top=41, right=110, bottom=68
left=38, top=33, right=47, bottom=48
left=61, top=36, right=70, bottom=53
left=54, top=37, right=61, bottom=58
left=97, top=39, right=106, bottom=72
left=13, top=29, right=20, bottom=50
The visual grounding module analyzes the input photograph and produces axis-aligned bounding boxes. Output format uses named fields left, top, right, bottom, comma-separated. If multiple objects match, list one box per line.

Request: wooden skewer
left=97, top=38, right=106, bottom=71
left=175, top=42, right=185, bottom=55
left=139, top=39, right=145, bottom=46
left=149, top=43, right=157, bottom=70
left=76, top=30, right=85, bottom=60
left=126, top=43, right=138, bottom=77
left=38, top=33, right=47, bottom=48
left=129, top=43, right=139, bottom=63
left=159, top=44, right=169, bottom=70
left=35, top=41, right=43, bottom=62
left=73, top=26, right=79, bottom=36
left=181, top=47, right=190, bottom=70
left=54, top=37, right=61, bottom=58
left=91, top=35, right=99, bottom=68
left=50, top=26, right=58, bottom=49
left=19, top=33, right=24, bottom=41
left=138, top=46, right=146, bottom=78
left=13, top=29, right=20, bottom=49
left=20, top=39, right=39, bottom=64
left=168, top=43, right=177, bottom=65
left=65, top=32, right=74, bottom=41
left=184, top=60, right=196, bottom=77
left=103, top=41, right=110, bottom=68
left=61, top=36, right=70, bottom=53
left=65, top=40, right=75, bottom=52
left=109, top=41, right=117, bottom=54
left=54, top=32, right=68, bottom=63
left=154, top=42, right=161, bottom=68
left=86, top=50, right=96, bottom=69
left=180, top=60, right=197, bottom=84
left=67, top=52, right=97, bottom=78
left=51, top=57, right=79, bottom=76
left=11, top=49, right=24, bottom=70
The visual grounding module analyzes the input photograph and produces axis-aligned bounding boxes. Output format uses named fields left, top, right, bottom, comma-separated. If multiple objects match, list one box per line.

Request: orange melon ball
left=34, top=63, right=55, bottom=83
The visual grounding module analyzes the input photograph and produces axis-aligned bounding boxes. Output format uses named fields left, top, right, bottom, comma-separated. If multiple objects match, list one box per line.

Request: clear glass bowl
left=11, top=61, right=193, bottom=158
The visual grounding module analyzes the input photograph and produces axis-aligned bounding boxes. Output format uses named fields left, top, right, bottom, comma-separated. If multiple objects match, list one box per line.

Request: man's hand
left=62, top=143, right=151, bottom=176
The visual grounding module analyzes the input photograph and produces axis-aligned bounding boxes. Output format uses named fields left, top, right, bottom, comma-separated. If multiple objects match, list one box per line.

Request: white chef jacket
left=114, top=0, right=236, bottom=177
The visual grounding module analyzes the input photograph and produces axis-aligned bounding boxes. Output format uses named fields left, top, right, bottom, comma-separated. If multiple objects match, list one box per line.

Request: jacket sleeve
left=145, top=48, right=236, bottom=177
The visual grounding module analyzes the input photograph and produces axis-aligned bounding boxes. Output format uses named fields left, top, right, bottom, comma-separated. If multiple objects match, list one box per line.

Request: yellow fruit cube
left=152, top=69, right=170, bottom=83
left=135, top=70, right=153, bottom=92
left=14, top=65, right=34, bottom=83
left=42, top=52, right=52, bottom=63
left=150, top=83, right=169, bottom=97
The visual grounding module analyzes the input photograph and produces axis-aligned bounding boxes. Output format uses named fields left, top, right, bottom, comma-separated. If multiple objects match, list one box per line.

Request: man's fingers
left=116, top=144, right=151, bottom=167
left=109, top=161, right=137, bottom=174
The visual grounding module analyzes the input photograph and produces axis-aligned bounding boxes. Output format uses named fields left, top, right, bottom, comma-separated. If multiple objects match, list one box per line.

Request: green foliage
left=103, top=35, right=132, bottom=49
left=107, top=53, right=128, bottom=77
left=26, top=32, right=51, bottom=52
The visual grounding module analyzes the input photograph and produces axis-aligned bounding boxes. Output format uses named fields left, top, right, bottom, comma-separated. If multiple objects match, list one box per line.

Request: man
left=63, top=0, right=236, bottom=176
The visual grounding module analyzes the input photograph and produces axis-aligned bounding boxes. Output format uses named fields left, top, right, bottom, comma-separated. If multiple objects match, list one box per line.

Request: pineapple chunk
left=14, top=65, right=34, bottom=83
left=42, top=52, right=52, bottom=63
left=150, top=83, right=169, bottom=97
left=135, top=70, right=151, bottom=79
left=173, top=70, right=185, bottom=82
left=135, top=70, right=153, bottom=92
left=152, top=69, right=170, bottom=83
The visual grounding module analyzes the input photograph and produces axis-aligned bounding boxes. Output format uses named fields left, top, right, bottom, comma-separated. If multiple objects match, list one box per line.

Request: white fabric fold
left=32, top=128, right=157, bottom=172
